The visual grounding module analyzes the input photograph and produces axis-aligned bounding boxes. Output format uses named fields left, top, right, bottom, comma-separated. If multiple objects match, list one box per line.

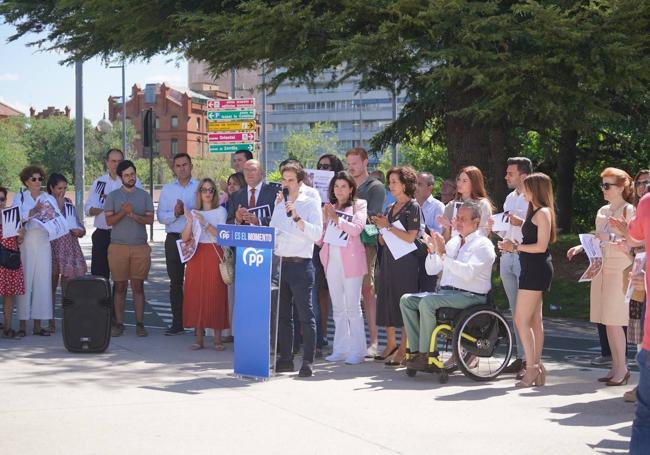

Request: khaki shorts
left=362, top=245, right=378, bottom=290
left=108, top=243, right=151, bottom=282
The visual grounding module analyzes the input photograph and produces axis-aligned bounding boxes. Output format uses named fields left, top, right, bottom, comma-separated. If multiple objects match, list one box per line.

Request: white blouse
left=197, top=207, right=227, bottom=243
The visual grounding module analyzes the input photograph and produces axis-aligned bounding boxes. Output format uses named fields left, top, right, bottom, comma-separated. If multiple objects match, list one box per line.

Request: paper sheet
left=490, top=212, right=511, bottom=233
left=578, top=233, right=603, bottom=282
left=64, top=202, right=80, bottom=230
left=323, top=211, right=353, bottom=247
left=625, top=252, right=646, bottom=305
left=32, top=199, right=69, bottom=241
left=382, top=220, right=417, bottom=260
left=1, top=206, right=21, bottom=238
left=304, top=169, right=335, bottom=202
left=176, top=212, right=203, bottom=263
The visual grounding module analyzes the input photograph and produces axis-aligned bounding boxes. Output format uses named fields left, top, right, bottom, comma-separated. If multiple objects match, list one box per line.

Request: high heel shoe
left=538, top=363, right=547, bottom=386
left=597, top=374, right=613, bottom=383
left=606, top=371, right=630, bottom=387
left=515, top=364, right=542, bottom=388
left=374, top=345, right=398, bottom=361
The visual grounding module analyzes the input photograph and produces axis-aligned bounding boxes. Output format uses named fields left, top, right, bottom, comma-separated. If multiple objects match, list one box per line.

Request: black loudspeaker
left=63, top=276, right=112, bottom=353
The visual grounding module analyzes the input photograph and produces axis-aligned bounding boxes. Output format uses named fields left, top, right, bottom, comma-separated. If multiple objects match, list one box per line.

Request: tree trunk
left=445, top=116, right=509, bottom=208
left=556, top=129, right=578, bottom=233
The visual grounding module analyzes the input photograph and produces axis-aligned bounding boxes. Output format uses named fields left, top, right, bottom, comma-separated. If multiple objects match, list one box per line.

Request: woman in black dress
left=372, top=166, right=421, bottom=367
left=499, top=173, right=556, bottom=387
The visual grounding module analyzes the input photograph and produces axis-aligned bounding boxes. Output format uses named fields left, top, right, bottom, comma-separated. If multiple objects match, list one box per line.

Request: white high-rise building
left=188, top=62, right=405, bottom=166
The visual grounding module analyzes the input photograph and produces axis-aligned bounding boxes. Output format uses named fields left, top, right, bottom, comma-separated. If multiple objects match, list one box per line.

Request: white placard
left=382, top=220, right=417, bottom=260
left=1, top=206, right=21, bottom=238
left=578, top=233, right=603, bottom=282
left=64, top=202, right=80, bottom=230
left=176, top=212, right=203, bottom=263
left=490, top=212, right=511, bottom=233
left=248, top=204, right=271, bottom=221
left=305, top=169, right=335, bottom=202
left=323, top=211, right=353, bottom=247
left=32, top=199, right=69, bottom=241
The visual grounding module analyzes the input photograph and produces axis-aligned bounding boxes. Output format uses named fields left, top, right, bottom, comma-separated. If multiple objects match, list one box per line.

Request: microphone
left=282, top=188, right=291, bottom=217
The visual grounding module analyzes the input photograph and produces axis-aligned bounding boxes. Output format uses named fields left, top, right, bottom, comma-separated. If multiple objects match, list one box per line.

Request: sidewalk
left=0, top=221, right=636, bottom=454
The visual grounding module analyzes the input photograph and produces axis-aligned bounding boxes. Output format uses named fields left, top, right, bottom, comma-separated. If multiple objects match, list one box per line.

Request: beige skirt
left=589, top=252, right=631, bottom=327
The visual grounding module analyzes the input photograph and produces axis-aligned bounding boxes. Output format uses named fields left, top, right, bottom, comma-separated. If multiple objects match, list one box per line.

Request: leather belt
left=282, top=257, right=310, bottom=264
left=441, top=286, right=486, bottom=297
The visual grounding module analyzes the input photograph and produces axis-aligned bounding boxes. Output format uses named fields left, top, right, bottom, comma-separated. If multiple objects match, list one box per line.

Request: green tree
left=21, top=115, right=76, bottom=180
left=0, top=116, right=28, bottom=190
left=283, top=122, right=338, bottom=169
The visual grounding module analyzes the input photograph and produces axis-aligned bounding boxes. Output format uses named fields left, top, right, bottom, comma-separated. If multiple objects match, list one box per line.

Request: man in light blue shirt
left=415, top=172, right=445, bottom=292
left=156, top=153, right=199, bottom=335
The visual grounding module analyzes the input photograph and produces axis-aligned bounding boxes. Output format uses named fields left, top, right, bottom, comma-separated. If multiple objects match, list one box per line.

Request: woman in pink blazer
left=320, top=171, right=368, bottom=364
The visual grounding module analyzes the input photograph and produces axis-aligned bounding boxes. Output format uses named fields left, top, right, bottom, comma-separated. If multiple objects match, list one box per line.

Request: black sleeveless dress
left=519, top=208, right=554, bottom=291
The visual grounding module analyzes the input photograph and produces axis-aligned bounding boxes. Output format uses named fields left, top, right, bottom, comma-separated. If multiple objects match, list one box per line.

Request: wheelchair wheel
left=453, top=308, right=512, bottom=381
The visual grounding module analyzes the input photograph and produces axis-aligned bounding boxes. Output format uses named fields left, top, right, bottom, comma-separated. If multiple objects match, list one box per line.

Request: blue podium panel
left=217, top=224, right=274, bottom=379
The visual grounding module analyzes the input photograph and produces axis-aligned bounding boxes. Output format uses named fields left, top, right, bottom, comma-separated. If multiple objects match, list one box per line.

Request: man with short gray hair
left=415, top=171, right=445, bottom=292
left=400, top=201, right=496, bottom=370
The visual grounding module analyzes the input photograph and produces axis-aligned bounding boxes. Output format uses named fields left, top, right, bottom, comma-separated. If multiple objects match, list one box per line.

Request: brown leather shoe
left=405, top=353, right=430, bottom=371
left=503, top=358, right=525, bottom=374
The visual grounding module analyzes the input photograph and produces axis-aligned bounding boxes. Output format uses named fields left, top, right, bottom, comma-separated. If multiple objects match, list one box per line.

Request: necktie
left=249, top=188, right=256, bottom=208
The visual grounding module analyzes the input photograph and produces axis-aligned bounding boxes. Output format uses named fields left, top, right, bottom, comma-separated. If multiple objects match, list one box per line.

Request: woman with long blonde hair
left=499, top=173, right=556, bottom=387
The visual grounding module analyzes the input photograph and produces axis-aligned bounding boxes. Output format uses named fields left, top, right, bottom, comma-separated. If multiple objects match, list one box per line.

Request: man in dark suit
left=227, top=159, right=277, bottom=226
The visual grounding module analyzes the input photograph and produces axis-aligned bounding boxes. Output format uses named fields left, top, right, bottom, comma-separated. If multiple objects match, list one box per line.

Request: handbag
left=361, top=223, right=379, bottom=246
left=413, top=237, right=429, bottom=258
left=212, top=244, right=234, bottom=286
left=0, top=244, right=21, bottom=270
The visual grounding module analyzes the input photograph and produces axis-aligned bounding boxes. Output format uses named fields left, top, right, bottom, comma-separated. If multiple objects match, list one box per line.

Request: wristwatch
left=293, top=215, right=302, bottom=222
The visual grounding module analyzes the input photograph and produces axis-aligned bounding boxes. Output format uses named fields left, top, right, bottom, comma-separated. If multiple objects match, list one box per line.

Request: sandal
left=2, top=329, right=17, bottom=339
left=190, top=342, right=204, bottom=350
left=32, top=328, right=51, bottom=336
left=214, top=344, right=225, bottom=351
left=16, top=330, right=26, bottom=338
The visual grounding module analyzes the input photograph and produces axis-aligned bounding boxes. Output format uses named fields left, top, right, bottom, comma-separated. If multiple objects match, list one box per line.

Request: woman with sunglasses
left=14, top=166, right=63, bottom=337
left=0, top=186, right=25, bottom=339
left=47, top=173, right=87, bottom=333
left=182, top=178, right=229, bottom=350
left=567, top=167, right=635, bottom=386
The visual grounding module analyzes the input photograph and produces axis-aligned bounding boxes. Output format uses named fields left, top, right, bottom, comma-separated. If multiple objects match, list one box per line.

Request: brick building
left=0, top=101, right=24, bottom=120
left=30, top=106, right=70, bottom=119
left=108, top=83, right=228, bottom=159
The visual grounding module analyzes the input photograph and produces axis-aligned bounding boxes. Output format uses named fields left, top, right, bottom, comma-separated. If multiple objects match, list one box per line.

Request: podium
left=216, top=224, right=276, bottom=379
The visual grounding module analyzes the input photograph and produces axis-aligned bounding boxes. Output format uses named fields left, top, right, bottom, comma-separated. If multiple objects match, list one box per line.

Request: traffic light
left=143, top=108, right=154, bottom=148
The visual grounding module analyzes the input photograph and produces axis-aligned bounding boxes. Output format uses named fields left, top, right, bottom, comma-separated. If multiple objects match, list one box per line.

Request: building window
left=155, top=117, right=160, bottom=129
left=171, top=116, right=179, bottom=129
left=196, top=117, right=201, bottom=131
left=171, top=138, right=178, bottom=156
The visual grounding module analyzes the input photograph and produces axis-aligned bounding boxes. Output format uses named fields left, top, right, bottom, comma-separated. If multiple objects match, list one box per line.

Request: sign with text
left=208, top=132, right=257, bottom=143
left=209, top=143, right=256, bottom=153
left=208, top=121, right=256, bottom=132
left=208, top=109, right=256, bottom=121
left=208, top=98, right=255, bottom=110
left=216, top=224, right=274, bottom=250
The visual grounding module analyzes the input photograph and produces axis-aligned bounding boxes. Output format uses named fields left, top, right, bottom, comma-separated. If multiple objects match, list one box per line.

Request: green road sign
left=209, top=143, right=256, bottom=153
left=207, top=109, right=256, bottom=121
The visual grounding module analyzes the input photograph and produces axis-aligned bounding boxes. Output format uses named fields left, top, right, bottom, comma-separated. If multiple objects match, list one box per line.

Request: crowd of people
left=1, top=147, right=649, bottom=450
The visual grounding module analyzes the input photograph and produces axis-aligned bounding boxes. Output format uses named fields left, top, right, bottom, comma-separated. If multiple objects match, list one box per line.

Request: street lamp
left=109, top=61, right=127, bottom=154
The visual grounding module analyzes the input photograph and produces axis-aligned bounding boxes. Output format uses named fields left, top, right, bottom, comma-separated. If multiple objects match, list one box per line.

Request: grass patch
left=491, top=233, right=591, bottom=320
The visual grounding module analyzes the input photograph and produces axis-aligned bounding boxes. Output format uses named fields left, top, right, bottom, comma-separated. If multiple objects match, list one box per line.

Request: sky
left=0, top=24, right=188, bottom=124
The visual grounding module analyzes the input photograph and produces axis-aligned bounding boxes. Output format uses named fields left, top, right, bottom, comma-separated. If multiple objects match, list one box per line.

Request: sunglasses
left=200, top=187, right=215, bottom=194
left=317, top=163, right=331, bottom=170
left=30, top=176, right=44, bottom=182
left=635, top=180, right=650, bottom=187
left=600, top=182, right=620, bottom=191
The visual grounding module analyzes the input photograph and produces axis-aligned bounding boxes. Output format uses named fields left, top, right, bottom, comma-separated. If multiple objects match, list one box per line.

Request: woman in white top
left=182, top=178, right=230, bottom=350
left=438, top=166, right=493, bottom=240
left=14, top=166, right=64, bottom=337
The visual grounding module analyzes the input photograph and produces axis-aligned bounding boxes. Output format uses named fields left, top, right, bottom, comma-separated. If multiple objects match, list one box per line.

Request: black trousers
left=164, top=233, right=185, bottom=329
left=91, top=229, right=111, bottom=279
left=598, top=323, right=629, bottom=357
left=278, top=259, right=316, bottom=364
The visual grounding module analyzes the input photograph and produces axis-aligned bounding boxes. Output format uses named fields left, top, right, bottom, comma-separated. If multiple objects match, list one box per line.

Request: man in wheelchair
left=400, top=201, right=496, bottom=371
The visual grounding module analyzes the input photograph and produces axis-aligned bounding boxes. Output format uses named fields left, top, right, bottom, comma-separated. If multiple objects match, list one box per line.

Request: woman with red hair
left=568, top=167, right=635, bottom=386
left=438, top=166, right=493, bottom=240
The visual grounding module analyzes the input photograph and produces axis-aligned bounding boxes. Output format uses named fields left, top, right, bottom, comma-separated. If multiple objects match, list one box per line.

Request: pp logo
left=218, top=230, right=231, bottom=241
left=242, top=248, right=264, bottom=267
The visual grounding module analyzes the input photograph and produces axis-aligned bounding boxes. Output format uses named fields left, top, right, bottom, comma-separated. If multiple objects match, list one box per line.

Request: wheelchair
left=404, top=299, right=513, bottom=384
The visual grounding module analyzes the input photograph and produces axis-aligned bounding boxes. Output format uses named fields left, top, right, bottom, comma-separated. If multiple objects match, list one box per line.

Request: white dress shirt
left=85, top=173, right=141, bottom=230
left=499, top=189, right=529, bottom=243
left=425, top=230, right=496, bottom=294
left=15, top=191, right=63, bottom=232
left=157, top=178, right=199, bottom=233
left=420, top=195, right=445, bottom=233
left=270, top=192, right=323, bottom=258
left=300, top=182, right=322, bottom=205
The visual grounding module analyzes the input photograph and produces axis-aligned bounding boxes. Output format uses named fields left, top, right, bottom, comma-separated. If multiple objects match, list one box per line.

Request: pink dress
left=0, top=224, right=25, bottom=296
left=51, top=199, right=87, bottom=278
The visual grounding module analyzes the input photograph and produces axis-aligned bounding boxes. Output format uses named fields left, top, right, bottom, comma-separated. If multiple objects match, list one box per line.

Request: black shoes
left=298, top=363, right=313, bottom=378
left=165, top=326, right=185, bottom=336
left=275, top=360, right=295, bottom=373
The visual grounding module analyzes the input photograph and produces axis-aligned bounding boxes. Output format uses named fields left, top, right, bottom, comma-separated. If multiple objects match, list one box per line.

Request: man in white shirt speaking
left=400, top=201, right=496, bottom=371
left=270, top=162, right=323, bottom=377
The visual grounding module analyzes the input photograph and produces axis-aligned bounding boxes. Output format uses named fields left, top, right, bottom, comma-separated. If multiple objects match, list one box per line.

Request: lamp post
left=109, top=61, right=127, bottom=154
left=74, top=61, right=85, bottom=223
